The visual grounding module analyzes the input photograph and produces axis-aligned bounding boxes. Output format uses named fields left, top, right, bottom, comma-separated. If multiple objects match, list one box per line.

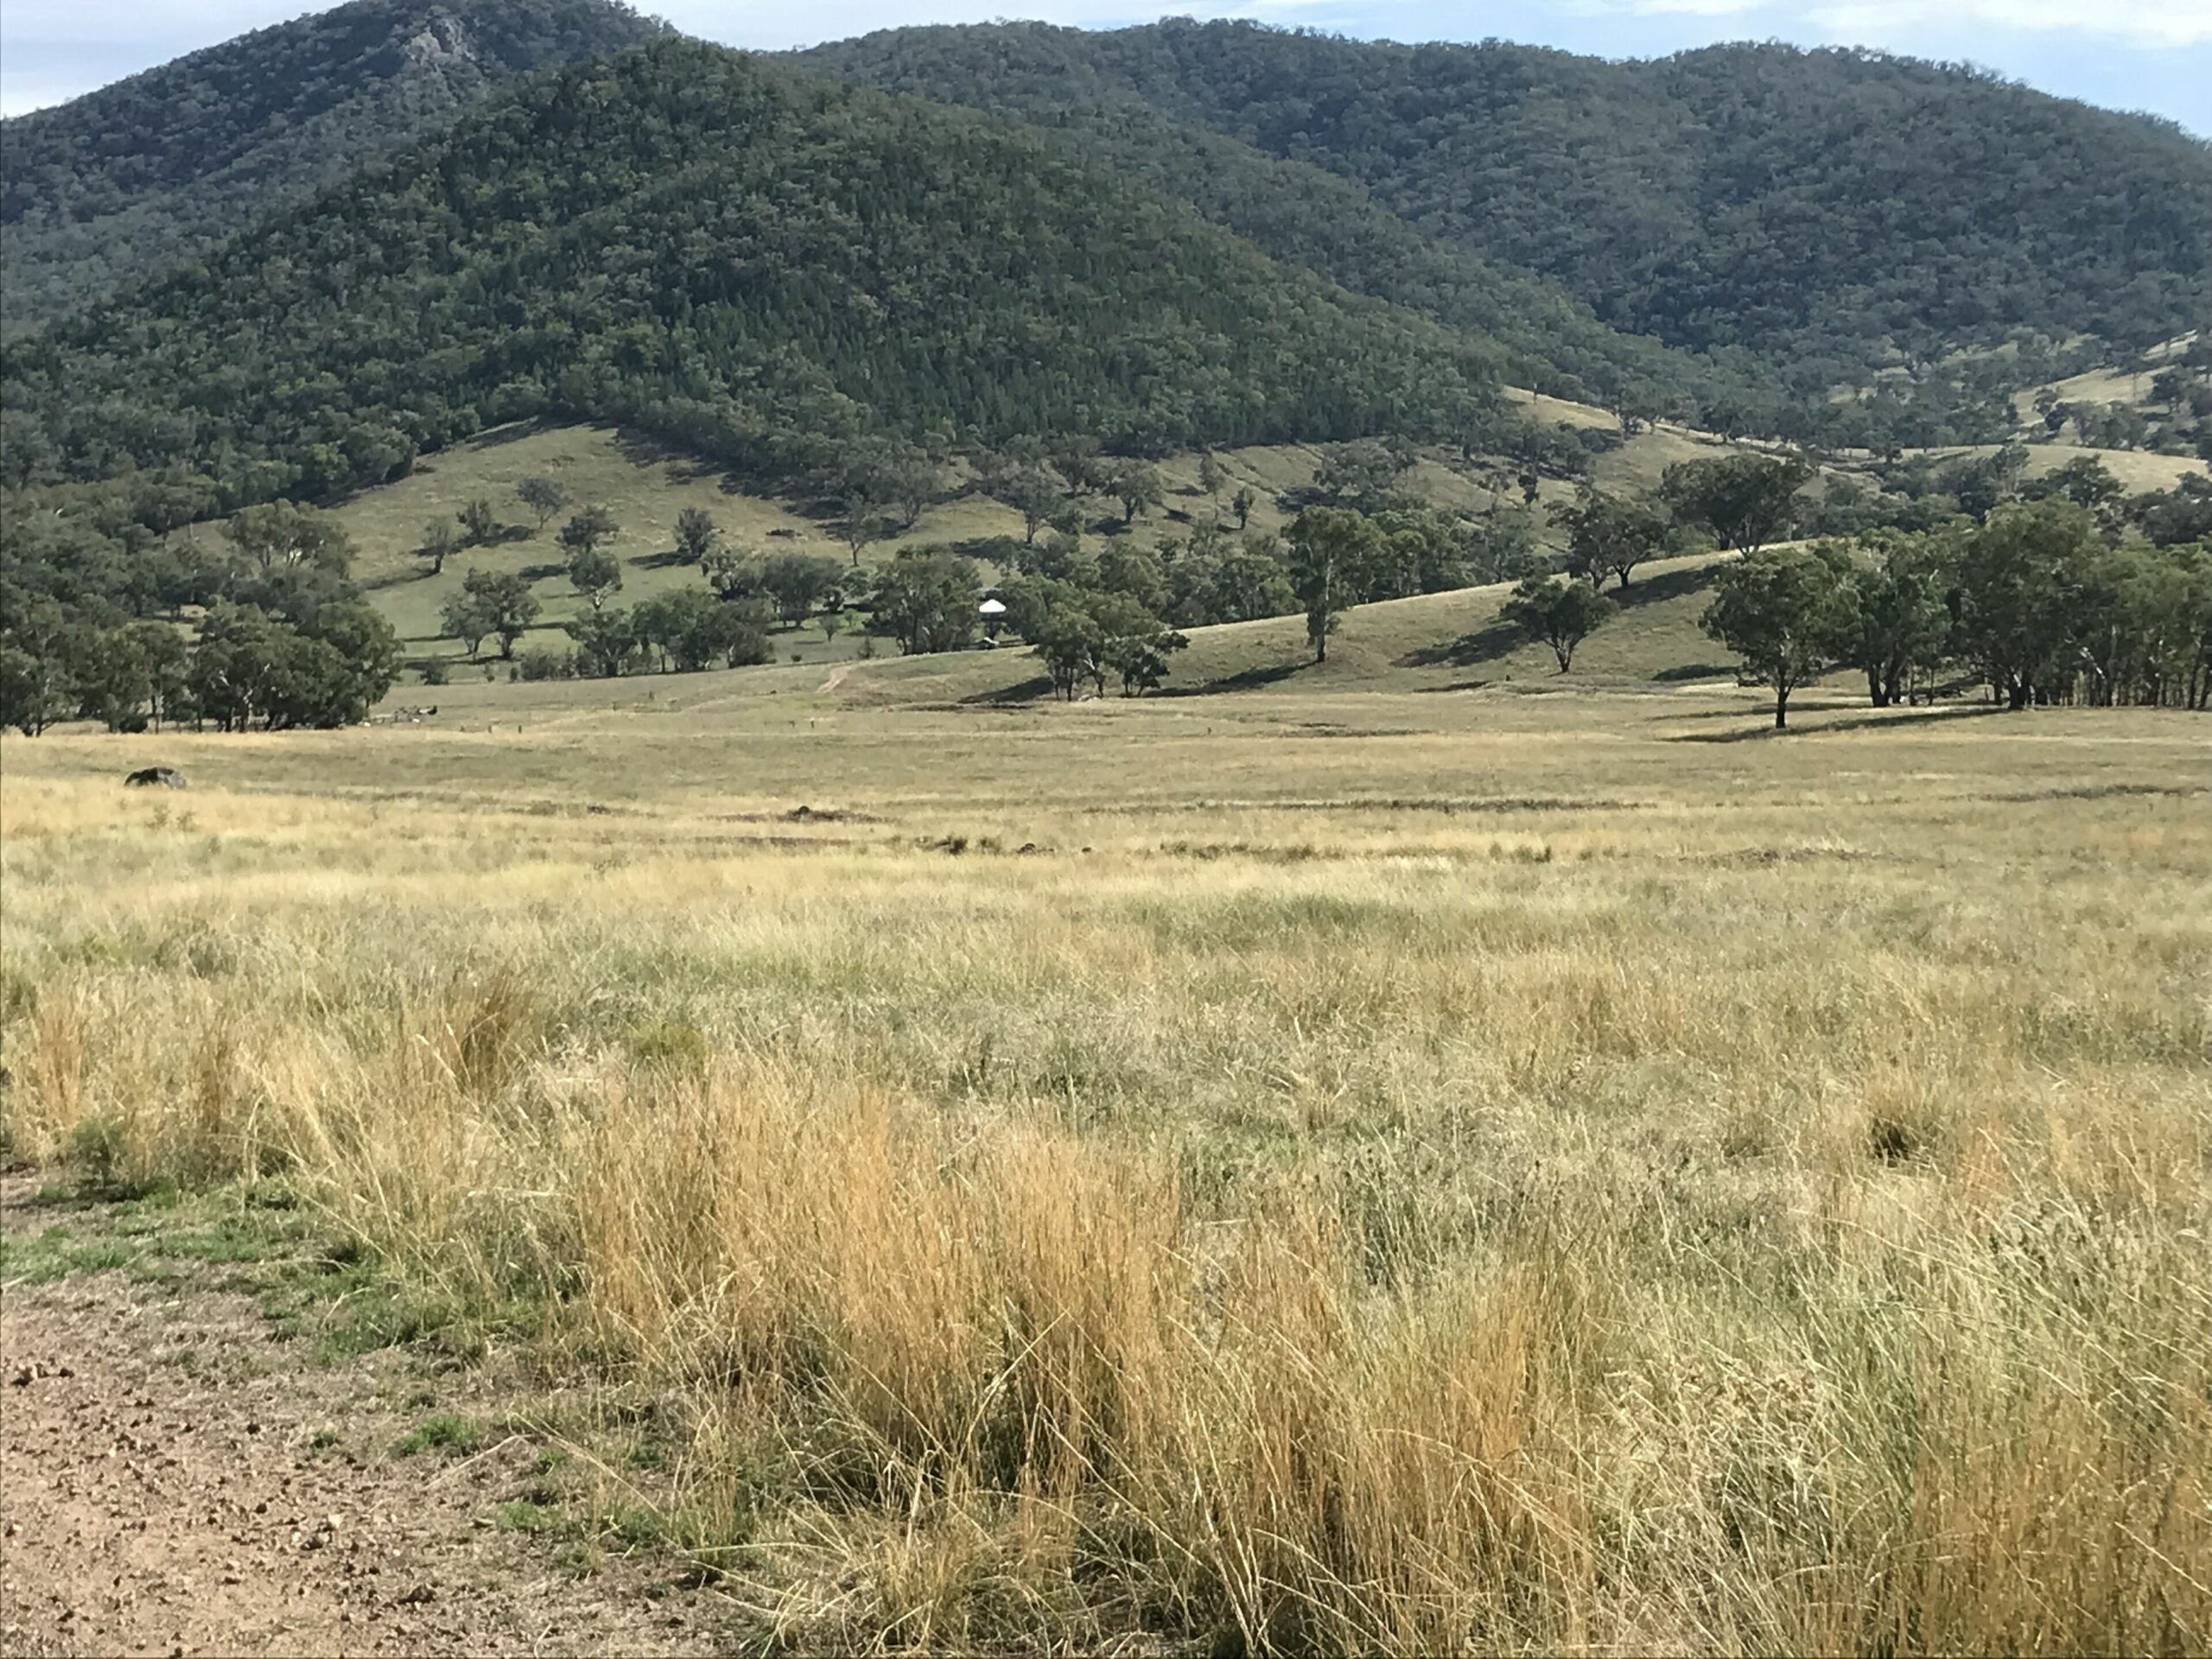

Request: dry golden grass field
left=3, top=675, right=2209, bottom=1653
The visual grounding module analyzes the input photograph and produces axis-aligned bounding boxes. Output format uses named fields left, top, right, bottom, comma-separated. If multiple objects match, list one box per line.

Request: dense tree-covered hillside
left=0, top=42, right=1516, bottom=503
left=915, top=99, right=1777, bottom=423
left=0, top=0, right=665, bottom=330
left=801, top=21, right=2212, bottom=383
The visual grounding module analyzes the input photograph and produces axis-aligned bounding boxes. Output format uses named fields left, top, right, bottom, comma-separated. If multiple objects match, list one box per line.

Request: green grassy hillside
left=328, top=412, right=1751, bottom=673
left=823, top=554, right=1737, bottom=710
left=326, top=404, right=2206, bottom=685
left=336, top=424, right=1379, bottom=667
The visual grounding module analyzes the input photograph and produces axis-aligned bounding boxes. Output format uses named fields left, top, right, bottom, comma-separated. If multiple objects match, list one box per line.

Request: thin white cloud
left=1815, top=2, right=2212, bottom=47
left=1606, top=0, right=2212, bottom=46
left=1625, top=0, right=1768, bottom=15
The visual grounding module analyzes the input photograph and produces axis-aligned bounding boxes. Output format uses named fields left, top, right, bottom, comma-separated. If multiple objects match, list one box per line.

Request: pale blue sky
left=3, top=1, right=2206, bottom=133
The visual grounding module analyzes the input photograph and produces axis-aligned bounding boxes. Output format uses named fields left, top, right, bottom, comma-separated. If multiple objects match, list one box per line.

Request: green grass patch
left=493, top=1498, right=563, bottom=1534
left=394, top=1412, right=486, bottom=1458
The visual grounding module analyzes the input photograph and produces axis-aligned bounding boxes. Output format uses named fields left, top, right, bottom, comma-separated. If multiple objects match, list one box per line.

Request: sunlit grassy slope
left=328, top=411, right=1736, bottom=671
left=359, top=550, right=1736, bottom=727
left=2005, top=331, right=2201, bottom=430
left=325, top=404, right=2205, bottom=689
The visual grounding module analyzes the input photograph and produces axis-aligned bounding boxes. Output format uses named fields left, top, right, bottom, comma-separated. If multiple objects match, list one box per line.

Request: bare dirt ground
left=0, top=1176, right=731, bottom=1657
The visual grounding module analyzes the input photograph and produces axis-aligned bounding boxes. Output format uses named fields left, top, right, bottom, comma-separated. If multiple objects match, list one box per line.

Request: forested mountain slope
left=0, top=0, right=665, bottom=330
left=801, top=21, right=2212, bottom=384
left=0, top=41, right=1516, bottom=503
left=892, top=99, right=1775, bottom=423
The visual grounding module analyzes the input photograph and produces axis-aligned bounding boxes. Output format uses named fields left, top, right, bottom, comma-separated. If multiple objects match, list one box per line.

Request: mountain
left=0, top=41, right=1522, bottom=502
left=798, top=21, right=2212, bottom=386
left=0, top=0, right=666, bottom=332
left=854, top=97, right=1775, bottom=424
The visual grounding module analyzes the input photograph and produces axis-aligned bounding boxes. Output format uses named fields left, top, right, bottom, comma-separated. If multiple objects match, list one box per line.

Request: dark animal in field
left=124, top=766, right=187, bottom=789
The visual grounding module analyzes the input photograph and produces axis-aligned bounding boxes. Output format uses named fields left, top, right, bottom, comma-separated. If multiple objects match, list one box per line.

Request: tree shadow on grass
left=960, top=674, right=1057, bottom=705
left=1402, top=620, right=1521, bottom=670
left=461, top=420, right=557, bottom=454
left=1669, top=703, right=2009, bottom=742
left=1400, top=563, right=1718, bottom=671
left=1158, top=658, right=1318, bottom=697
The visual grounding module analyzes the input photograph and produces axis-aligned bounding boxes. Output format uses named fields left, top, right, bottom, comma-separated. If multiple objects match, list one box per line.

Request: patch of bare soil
left=0, top=1177, right=729, bottom=1657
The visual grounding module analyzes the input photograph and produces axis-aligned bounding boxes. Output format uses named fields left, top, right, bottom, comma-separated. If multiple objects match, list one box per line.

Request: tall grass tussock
left=3, top=696, right=2208, bottom=1652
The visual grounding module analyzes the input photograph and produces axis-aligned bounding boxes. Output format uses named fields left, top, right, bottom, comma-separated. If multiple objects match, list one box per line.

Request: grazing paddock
left=3, top=687, right=2207, bottom=1654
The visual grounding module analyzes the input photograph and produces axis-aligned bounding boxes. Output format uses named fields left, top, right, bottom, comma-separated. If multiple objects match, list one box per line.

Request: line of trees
left=1702, top=505, right=2212, bottom=728
left=2, top=498, right=401, bottom=734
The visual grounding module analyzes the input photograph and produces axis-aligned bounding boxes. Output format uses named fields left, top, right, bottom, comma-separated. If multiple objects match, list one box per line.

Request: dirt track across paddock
left=0, top=1178, right=728, bottom=1658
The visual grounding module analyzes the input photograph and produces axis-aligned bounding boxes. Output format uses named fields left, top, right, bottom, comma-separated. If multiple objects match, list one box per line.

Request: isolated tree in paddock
left=458, top=498, right=500, bottom=548
left=1614, top=394, right=1663, bottom=436
left=1286, top=507, right=1382, bottom=664
left=1230, top=486, right=1257, bottom=530
left=441, top=592, right=493, bottom=659
left=673, top=506, right=718, bottom=565
left=461, top=569, right=539, bottom=660
left=1198, top=450, right=1225, bottom=501
left=1046, top=435, right=1105, bottom=498
left=880, top=446, right=942, bottom=531
left=1559, top=486, right=1669, bottom=588
left=516, top=477, right=567, bottom=534
left=709, top=598, right=776, bottom=669
left=557, top=505, right=618, bottom=561
left=1661, top=454, right=1814, bottom=551
left=1034, top=605, right=1104, bottom=700
left=841, top=492, right=887, bottom=566
left=702, top=545, right=765, bottom=603
left=835, top=437, right=935, bottom=537
left=1314, top=439, right=1410, bottom=505
left=1093, top=594, right=1188, bottom=696
left=757, top=551, right=843, bottom=627
left=998, top=467, right=1061, bottom=546
left=567, top=545, right=623, bottom=612
left=1700, top=544, right=1854, bottom=728
left=1502, top=575, right=1615, bottom=672
left=1108, top=460, right=1166, bottom=525
left=418, top=518, right=459, bottom=576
